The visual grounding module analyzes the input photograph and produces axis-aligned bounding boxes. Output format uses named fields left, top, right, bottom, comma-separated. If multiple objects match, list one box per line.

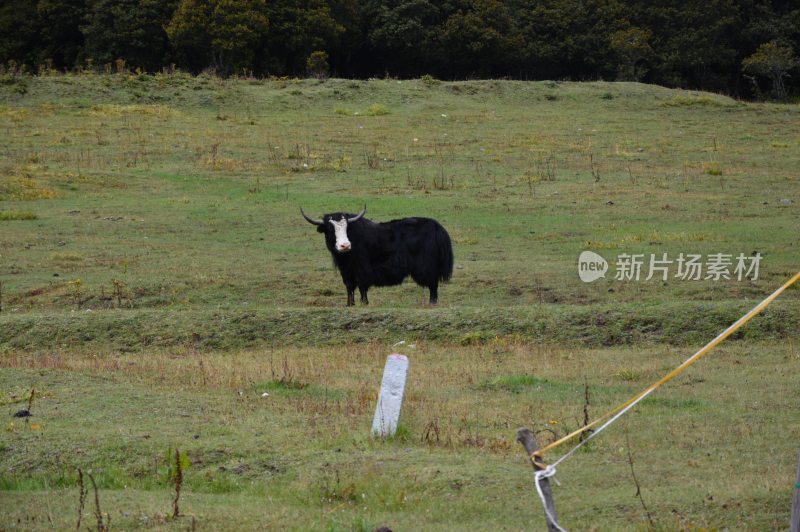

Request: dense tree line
left=1, top=0, right=798, bottom=97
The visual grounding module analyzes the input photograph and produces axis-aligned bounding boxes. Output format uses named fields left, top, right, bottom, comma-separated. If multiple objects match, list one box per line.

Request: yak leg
left=428, top=282, right=439, bottom=305
left=345, top=282, right=356, bottom=307
left=359, top=286, right=369, bottom=305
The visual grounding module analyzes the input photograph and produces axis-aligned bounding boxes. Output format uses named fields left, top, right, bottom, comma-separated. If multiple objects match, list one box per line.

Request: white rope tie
left=533, top=464, right=567, bottom=532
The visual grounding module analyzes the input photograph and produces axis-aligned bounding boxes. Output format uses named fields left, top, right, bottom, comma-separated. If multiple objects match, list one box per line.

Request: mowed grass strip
left=1, top=301, right=798, bottom=351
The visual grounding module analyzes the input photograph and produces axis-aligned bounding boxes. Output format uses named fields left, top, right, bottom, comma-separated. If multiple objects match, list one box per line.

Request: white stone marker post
left=371, top=353, right=409, bottom=437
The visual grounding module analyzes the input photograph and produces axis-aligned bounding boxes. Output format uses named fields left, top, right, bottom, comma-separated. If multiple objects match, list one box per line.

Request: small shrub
left=365, top=103, right=389, bottom=116
left=420, top=74, right=440, bottom=87
left=615, top=368, right=639, bottom=381
left=460, top=331, right=488, bottom=345
left=306, top=50, right=330, bottom=79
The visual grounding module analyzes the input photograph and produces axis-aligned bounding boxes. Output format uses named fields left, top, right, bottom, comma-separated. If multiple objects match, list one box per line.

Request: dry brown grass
left=0, top=340, right=669, bottom=453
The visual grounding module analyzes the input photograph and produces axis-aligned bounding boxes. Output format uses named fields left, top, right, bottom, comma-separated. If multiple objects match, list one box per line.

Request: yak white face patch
left=330, top=218, right=351, bottom=252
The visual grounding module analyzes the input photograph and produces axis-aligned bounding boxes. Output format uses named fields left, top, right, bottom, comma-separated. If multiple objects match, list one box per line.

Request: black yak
left=301, top=205, right=453, bottom=306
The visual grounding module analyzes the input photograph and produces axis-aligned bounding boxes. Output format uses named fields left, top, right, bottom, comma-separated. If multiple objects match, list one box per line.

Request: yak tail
left=436, top=224, right=454, bottom=282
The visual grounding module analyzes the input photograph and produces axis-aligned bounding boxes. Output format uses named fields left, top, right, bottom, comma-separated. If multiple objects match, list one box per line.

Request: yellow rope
left=534, top=270, right=800, bottom=461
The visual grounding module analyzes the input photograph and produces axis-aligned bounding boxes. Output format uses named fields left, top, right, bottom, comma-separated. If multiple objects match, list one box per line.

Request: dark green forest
left=1, top=0, right=798, bottom=98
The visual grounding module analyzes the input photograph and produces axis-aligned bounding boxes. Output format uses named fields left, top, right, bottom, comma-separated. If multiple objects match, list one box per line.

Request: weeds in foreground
left=590, top=153, right=601, bottom=184
left=625, top=429, right=656, bottom=530
left=270, top=355, right=307, bottom=390
left=73, top=451, right=189, bottom=528
left=431, top=172, right=454, bottom=191
left=68, top=279, right=82, bottom=310
left=364, top=147, right=381, bottom=170
left=318, top=467, right=359, bottom=504
left=111, top=279, right=128, bottom=308
left=579, top=382, right=591, bottom=443
left=88, top=472, right=111, bottom=532
left=208, top=141, right=221, bottom=168
left=421, top=418, right=441, bottom=444
left=75, top=468, right=87, bottom=531
left=25, top=388, right=35, bottom=417
left=172, top=448, right=185, bottom=518
left=534, top=152, right=557, bottom=182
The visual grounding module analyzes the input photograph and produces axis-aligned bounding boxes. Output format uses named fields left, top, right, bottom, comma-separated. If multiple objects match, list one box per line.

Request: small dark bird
left=13, top=409, right=31, bottom=418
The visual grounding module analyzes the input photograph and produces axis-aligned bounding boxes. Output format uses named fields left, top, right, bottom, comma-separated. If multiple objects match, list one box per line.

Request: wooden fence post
left=791, top=450, right=800, bottom=532
left=517, top=428, right=561, bottom=532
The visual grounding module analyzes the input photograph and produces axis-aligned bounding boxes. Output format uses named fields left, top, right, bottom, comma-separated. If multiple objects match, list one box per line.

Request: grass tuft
left=0, top=210, right=37, bottom=220
left=364, top=103, right=389, bottom=116
left=615, top=368, right=640, bottom=381
left=0, top=176, right=57, bottom=201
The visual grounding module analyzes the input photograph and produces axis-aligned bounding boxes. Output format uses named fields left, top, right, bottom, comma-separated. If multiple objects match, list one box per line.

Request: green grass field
left=1, top=73, right=799, bottom=530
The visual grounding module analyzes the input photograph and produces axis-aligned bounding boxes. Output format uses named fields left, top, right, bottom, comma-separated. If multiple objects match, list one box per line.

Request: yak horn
left=300, top=207, right=323, bottom=225
left=347, top=205, right=367, bottom=223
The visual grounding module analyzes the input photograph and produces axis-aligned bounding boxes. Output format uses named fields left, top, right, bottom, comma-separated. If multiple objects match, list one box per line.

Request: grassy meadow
left=1, top=73, right=799, bottom=530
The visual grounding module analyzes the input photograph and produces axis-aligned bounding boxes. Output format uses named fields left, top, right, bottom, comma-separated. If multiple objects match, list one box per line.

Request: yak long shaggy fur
left=311, top=211, right=454, bottom=306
